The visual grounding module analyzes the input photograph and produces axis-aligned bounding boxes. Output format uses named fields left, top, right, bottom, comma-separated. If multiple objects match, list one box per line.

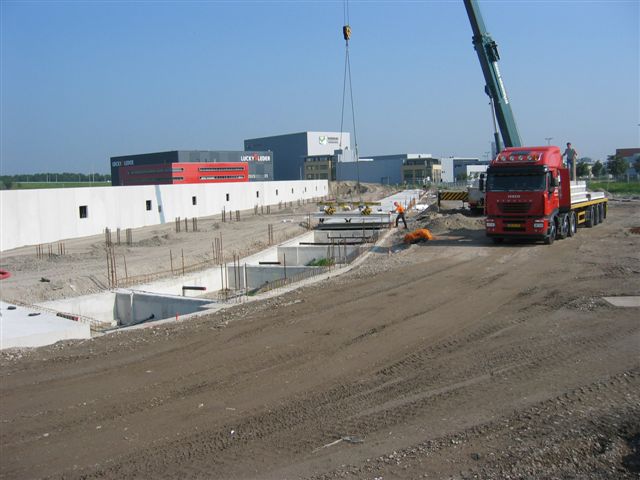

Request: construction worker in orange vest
left=394, top=201, right=408, bottom=229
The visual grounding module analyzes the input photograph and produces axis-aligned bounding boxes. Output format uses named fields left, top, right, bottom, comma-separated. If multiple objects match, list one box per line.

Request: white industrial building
left=440, top=157, right=485, bottom=182
left=0, top=180, right=327, bottom=252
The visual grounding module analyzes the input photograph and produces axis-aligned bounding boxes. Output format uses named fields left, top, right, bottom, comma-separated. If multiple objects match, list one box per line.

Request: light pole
left=545, top=137, right=553, bottom=145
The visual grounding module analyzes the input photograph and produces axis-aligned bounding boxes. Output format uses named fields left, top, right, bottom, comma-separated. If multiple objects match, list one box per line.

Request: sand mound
left=132, top=233, right=172, bottom=247
left=421, top=213, right=484, bottom=233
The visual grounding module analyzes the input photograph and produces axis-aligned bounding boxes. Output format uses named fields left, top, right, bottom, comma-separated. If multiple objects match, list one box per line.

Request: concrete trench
left=3, top=190, right=423, bottom=348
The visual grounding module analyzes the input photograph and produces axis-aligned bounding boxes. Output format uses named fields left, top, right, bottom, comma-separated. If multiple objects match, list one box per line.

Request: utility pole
left=545, top=137, right=553, bottom=146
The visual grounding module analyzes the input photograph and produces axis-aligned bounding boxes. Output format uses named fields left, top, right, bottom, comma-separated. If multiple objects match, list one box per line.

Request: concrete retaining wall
left=226, top=265, right=322, bottom=290
left=312, top=230, right=377, bottom=242
left=114, top=290, right=216, bottom=326
left=1, top=180, right=327, bottom=251
left=39, top=292, right=117, bottom=324
left=277, top=245, right=360, bottom=266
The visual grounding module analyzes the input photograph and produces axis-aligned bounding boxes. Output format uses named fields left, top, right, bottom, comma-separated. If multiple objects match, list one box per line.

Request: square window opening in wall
left=146, top=200, right=152, bottom=211
left=256, top=191, right=259, bottom=198
left=192, top=196, right=197, bottom=206
left=226, top=193, right=230, bottom=201
left=291, top=188, right=294, bottom=194
left=79, top=205, right=88, bottom=219
left=276, top=189, right=278, bottom=196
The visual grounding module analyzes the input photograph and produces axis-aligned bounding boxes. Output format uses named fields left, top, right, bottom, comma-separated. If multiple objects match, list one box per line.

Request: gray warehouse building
left=110, top=150, right=273, bottom=186
left=337, top=157, right=405, bottom=185
left=306, top=153, right=437, bottom=185
left=244, top=131, right=351, bottom=181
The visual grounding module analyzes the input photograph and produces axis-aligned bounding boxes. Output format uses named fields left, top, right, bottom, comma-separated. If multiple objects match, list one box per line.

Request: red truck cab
left=484, top=146, right=572, bottom=244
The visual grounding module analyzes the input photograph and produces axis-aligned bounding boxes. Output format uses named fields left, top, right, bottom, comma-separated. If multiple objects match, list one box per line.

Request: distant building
left=401, top=155, right=442, bottom=184
left=303, top=155, right=336, bottom=181
left=118, top=162, right=248, bottom=186
left=336, top=157, right=404, bottom=185
left=110, top=150, right=272, bottom=186
left=616, top=148, right=640, bottom=179
left=440, top=157, right=484, bottom=182
left=244, top=131, right=350, bottom=181
left=304, top=152, right=439, bottom=185
left=616, top=148, right=640, bottom=160
left=464, top=164, right=488, bottom=180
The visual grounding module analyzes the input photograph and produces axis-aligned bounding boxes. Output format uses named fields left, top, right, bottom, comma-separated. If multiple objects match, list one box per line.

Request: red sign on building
left=119, top=162, right=248, bottom=186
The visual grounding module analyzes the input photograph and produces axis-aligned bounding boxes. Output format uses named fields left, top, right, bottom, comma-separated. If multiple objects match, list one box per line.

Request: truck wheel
left=593, top=205, right=600, bottom=225
left=586, top=206, right=595, bottom=228
left=567, top=211, right=577, bottom=237
left=598, top=203, right=604, bottom=223
left=602, top=203, right=607, bottom=219
left=544, top=220, right=556, bottom=245
left=558, top=214, right=569, bottom=239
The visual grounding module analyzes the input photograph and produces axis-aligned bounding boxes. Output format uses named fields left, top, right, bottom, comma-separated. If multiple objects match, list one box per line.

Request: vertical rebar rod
left=112, top=246, right=118, bottom=287
left=244, top=263, right=248, bottom=297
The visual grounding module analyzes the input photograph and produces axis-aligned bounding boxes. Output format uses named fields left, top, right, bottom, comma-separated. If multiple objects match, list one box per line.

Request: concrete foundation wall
left=313, top=230, right=377, bottom=243
left=115, top=290, right=215, bottom=326
left=39, top=292, right=117, bottom=324
left=278, top=245, right=360, bottom=266
left=1, top=180, right=328, bottom=251
left=226, top=265, right=321, bottom=290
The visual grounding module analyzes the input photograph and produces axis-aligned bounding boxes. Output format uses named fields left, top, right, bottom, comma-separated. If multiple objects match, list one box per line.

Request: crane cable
left=339, top=0, right=361, bottom=201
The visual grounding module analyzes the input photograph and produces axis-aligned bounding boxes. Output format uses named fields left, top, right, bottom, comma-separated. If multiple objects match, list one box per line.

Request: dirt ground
left=1, top=190, right=639, bottom=479
left=0, top=182, right=397, bottom=304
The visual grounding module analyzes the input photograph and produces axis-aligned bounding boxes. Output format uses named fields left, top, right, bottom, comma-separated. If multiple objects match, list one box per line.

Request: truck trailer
left=483, top=146, right=607, bottom=245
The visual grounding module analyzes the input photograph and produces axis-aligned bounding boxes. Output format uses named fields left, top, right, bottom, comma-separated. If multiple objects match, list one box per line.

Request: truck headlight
left=533, top=220, right=545, bottom=228
left=486, top=220, right=496, bottom=228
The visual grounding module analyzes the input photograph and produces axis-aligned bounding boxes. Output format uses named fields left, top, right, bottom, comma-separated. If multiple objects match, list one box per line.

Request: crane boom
left=463, top=0, right=522, bottom=149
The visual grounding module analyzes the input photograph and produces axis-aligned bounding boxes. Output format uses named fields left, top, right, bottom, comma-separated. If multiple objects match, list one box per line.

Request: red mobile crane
left=484, top=147, right=607, bottom=244
left=464, top=0, right=607, bottom=244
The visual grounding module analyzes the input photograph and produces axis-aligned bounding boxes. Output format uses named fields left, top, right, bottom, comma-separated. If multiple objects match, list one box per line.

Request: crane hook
left=343, top=25, right=351, bottom=42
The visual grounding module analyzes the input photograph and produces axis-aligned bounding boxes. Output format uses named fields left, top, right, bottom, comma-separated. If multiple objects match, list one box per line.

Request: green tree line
left=1, top=172, right=111, bottom=189
left=576, top=154, right=639, bottom=179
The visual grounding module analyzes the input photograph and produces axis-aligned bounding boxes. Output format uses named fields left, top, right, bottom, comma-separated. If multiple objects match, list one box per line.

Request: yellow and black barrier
left=438, top=190, right=469, bottom=207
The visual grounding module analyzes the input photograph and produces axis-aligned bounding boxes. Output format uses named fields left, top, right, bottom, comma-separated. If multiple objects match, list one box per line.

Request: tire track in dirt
left=307, top=369, right=640, bottom=479
left=51, top=296, right=638, bottom=479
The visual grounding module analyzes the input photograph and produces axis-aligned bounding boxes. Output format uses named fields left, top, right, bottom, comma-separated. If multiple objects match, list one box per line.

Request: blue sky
left=1, top=0, right=638, bottom=175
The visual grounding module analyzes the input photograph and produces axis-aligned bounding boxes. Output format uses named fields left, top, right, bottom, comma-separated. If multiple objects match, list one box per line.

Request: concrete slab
left=602, top=296, right=640, bottom=308
left=1, top=301, right=91, bottom=349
